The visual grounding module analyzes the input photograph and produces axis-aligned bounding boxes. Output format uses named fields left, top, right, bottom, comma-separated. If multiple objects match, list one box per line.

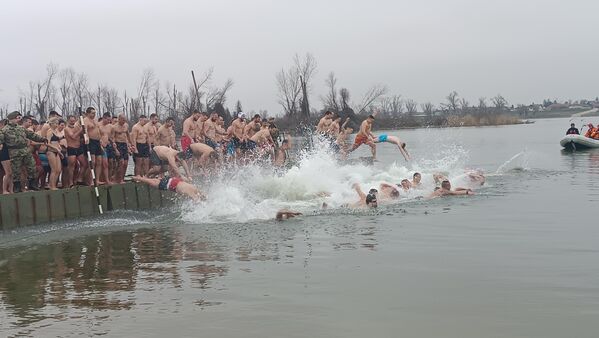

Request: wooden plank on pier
left=78, top=186, right=96, bottom=217
left=33, top=190, right=50, bottom=224
left=149, top=185, right=162, bottom=208
left=64, top=188, right=81, bottom=218
left=108, top=184, right=126, bottom=210
left=135, top=183, right=151, bottom=209
left=0, top=196, right=18, bottom=231
left=48, top=190, right=66, bottom=222
left=123, top=183, right=138, bottom=210
left=15, top=193, right=35, bottom=227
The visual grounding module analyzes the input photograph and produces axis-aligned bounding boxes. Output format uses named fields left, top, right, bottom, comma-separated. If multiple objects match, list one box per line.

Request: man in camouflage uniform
left=0, top=111, right=48, bottom=192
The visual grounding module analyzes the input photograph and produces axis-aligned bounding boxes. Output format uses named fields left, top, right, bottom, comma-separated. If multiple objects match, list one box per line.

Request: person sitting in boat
left=584, top=123, right=597, bottom=138
left=566, top=123, right=579, bottom=135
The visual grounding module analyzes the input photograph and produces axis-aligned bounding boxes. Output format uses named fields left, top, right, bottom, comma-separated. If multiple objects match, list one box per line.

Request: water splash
left=495, top=150, right=530, bottom=174
left=181, top=138, right=475, bottom=224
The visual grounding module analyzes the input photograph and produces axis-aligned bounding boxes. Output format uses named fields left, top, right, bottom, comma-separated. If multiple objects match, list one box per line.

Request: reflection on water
left=0, top=218, right=380, bottom=334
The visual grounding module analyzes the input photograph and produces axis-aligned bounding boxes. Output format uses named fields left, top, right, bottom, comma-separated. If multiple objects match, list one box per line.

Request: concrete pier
left=0, top=183, right=172, bottom=231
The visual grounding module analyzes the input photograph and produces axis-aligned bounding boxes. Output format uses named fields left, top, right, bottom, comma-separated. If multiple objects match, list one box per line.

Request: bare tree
left=352, top=84, right=388, bottom=115
left=295, top=53, right=317, bottom=119
left=34, top=63, right=59, bottom=119
left=421, top=102, right=435, bottom=117
left=58, top=68, right=75, bottom=114
left=206, top=78, right=234, bottom=111
left=275, top=53, right=317, bottom=120
left=491, top=94, right=508, bottom=111
left=322, top=72, right=340, bottom=112
left=443, top=91, right=460, bottom=114
left=138, top=68, right=158, bottom=116
left=71, top=72, right=89, bottom=111
left=339, top=88, right=351, bottom=111
left=405, top=99, right=418, bottom=115
left=276, top=67, right=301, bottom=117
left=380, top=95, right=403, bottom=117
left=459, top=98, right=469, bottom=114
left=102, top=86, right=120, bottom=114
left=478, top=97, right=487, bottom=114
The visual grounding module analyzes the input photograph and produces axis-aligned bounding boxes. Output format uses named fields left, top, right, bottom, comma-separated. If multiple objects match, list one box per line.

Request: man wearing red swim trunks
left=181, top=110, right=201, bottom=152
left=348, top=115, right=377, bottom=160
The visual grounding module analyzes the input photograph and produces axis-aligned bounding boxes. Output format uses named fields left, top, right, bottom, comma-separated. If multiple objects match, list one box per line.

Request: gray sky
left=1, top=0, right=598, bottom=114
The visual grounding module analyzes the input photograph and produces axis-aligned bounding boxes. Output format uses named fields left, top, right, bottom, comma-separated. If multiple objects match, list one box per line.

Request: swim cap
left=238, top=112, right=246, bottom=119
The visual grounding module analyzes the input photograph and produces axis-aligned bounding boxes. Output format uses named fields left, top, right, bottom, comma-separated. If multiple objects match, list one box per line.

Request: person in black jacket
left=566, top=123, right=580, bottom=135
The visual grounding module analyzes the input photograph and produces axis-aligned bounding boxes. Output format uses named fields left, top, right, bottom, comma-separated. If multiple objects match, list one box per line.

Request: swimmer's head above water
left=366, top=188, right=378, bottom=208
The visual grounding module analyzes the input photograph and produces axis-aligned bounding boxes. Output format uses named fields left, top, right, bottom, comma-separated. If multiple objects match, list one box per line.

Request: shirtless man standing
left=146, top=145, right=192, bottom=180
left=194, top=112, right=209, bottom=143
left=65, top=115, right=87, bottom=187
left=157, top=117, right=176, bottom=148
left=83, top=107, right=104, bottom=185
left=316, top=111, right=334, bottom=134
left=181, top=111, right=200, bottom=152
left=203, top=112, right=226, bottom=150
left=145, top=113, right=161, bottom=149
left=131, top=115, right=150, bottom=176
left=349, top=115, right=377, bottom=160
left=230, top=112, right=247, bottom=156
left=248, top=123, right=275, bottom=157
left=113, top=114, right=131, bottom=183
left=243, top=114, right=262, bottom=141
left=99, top=113, right=117, bottom=184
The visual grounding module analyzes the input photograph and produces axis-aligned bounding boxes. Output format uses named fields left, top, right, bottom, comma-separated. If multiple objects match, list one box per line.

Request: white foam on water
left=180, top=137, right=476, bottom=224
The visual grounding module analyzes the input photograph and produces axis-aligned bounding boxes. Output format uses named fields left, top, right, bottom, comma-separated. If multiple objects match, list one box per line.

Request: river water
left=1, top=117, right=598, bottom=337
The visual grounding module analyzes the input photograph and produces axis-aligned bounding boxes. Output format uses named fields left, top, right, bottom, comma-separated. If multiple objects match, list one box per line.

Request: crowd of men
left=0, top=107, right=301, bottom=195
left=0, top=106, right=481, bottom=206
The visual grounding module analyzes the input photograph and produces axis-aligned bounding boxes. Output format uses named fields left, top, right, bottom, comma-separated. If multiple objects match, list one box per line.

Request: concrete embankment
left=0, top=183, right=173, bottom=231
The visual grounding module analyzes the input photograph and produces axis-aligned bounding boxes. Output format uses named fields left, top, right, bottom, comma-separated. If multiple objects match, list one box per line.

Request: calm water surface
left=1, top=117, right=598, bottom=337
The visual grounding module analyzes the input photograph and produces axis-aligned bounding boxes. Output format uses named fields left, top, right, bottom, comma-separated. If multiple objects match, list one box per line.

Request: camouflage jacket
left=0, top=123, right=46, bottom=149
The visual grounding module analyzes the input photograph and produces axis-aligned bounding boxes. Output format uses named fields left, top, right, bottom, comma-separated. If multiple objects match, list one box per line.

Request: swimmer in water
left=276, top=210, right=303, bottom=221
left=379, top=182, right=401, bottom=200
left=427, top=180, right=474, bottom=199
left=132, top=175, right=205, bottom=201
left=399, top=179, right=412, bottom=192
left=349, top=183, right=378, bottom=208
left=374, top=134, right=411, bottom=161
left=411, top=172, right=422, bottom=188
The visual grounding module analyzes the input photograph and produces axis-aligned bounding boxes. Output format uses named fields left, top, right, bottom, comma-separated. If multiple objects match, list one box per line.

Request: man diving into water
left=132, top=175, right=205, bottom=201
left=374, top=134, right=411, bottom=161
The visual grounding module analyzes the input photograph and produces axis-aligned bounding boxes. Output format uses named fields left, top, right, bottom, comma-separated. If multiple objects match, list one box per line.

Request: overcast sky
left=1, top=0, right=598, bottom=114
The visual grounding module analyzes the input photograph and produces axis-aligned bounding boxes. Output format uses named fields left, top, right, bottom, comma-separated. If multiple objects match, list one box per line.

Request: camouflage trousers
left=8, top=148, right=36, bottom=183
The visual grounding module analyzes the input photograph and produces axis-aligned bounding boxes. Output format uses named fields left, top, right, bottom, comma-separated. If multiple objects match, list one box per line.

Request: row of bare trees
left=9, top=63, right=235, bottom=127
left=274, top=54, right=513, bottom=128
left=373, top=91, right=511, bottom=119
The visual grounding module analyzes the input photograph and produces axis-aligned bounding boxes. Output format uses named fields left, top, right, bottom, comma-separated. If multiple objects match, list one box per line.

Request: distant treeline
left=6, top=54, right=587, bottom=136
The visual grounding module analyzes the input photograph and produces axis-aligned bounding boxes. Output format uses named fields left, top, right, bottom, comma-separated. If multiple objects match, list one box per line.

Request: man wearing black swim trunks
left=65, top=115, right=88, bottom=187
left=113, top=114, right=131, bottom=183
left=83, top=107, right=103, bottom=185
left=131, top=115, right=150, bottom=176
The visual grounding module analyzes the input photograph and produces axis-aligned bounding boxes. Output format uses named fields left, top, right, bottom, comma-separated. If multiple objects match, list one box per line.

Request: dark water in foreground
left=1, top=117, right=599, bottom=337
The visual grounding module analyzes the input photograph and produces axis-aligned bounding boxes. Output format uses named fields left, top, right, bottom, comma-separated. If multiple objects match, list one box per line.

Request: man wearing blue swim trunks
left=373, top=134, right=411, bottom=161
